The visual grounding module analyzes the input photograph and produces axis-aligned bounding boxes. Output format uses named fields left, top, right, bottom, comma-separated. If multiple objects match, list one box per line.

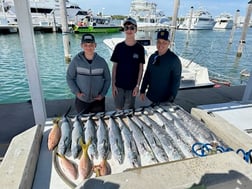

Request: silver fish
left=153, top=106, right=198, bottom=146
left=117, top=116, right=140, bottom=168
left=84, top=116, right=97, bottom=160
left=58, top=115, right=72, bottom=155
left=126, top=116, right=157, bottom=166
left=96, top=116, right=110, bottom=160
left=165, top=105, right=222, bottom=144
left=108, top=115, right=124, bottom=164
left=141, top=114, right=183, bottom=161
left=71, top=115, right=84, bottom=158
left=131, top=115, right=169, bottom=163
left=153, top=106, right=174, bottom=121
left=152, top=110, right=193, bottom=158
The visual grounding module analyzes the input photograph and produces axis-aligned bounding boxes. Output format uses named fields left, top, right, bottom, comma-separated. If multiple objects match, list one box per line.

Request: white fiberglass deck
left=198, top=101, right=252, bottom=133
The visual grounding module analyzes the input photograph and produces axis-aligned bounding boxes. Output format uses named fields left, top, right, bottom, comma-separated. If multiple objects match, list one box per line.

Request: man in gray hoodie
left=66, top=33, right=111, bottom=113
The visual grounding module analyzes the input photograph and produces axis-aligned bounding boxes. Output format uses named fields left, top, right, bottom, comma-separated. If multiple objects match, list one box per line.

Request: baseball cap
left=81, top=33, right=95, bottom=43
left=123, top=17, right=137, bottom=27
left=157, top=30, right=169, bottom=41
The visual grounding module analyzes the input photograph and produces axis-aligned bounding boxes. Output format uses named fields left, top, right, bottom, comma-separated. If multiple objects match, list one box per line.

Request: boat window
left=137, top=39, right=151, bottom=46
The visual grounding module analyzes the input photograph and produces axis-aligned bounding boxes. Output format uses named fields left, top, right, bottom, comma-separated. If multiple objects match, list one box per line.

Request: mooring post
left=228, top=9, right=240, bottom=44
left=170, top=0, right=180, bottom=50
left=59, top=0, right=71, bottom=62
left=185, top=6, right=193, bottom=45
left=236, top=1, right=252, bottom=57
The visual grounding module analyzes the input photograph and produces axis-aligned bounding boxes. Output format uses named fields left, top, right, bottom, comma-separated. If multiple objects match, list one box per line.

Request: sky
left=71, top=0, right=250, bottom=17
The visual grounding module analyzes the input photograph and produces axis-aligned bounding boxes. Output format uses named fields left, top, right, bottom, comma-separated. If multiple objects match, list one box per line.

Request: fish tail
left=56, top=152, right=65, bottom=159
left=80, top=138, right=91, bottom=154
left=53, top=117, right=60, bottom=125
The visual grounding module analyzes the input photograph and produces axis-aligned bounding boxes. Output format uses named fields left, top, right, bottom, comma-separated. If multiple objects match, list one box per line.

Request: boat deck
left=0, top=85, right=246, bottom=159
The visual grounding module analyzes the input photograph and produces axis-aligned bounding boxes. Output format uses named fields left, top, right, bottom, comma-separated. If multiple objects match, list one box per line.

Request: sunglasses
left=124, top=25, right=135, bottom=31
left=152, top=55, right=160, bottom=65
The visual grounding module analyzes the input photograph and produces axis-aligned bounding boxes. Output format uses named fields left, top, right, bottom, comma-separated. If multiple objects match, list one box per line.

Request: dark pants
left=75, top=97, right=105, bottom=114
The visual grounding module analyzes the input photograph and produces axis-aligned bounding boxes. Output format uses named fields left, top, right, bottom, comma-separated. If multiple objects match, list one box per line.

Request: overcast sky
left=72, top=0, right=250, bottom=17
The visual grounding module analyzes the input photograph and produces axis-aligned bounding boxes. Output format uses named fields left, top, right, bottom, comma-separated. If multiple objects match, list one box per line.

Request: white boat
left=0, top=16, right=17, bottom=33
left=179, top=8, right=215, bottom=30
left=0, top=0, right=18, bottom=33
left=103, top=37, right=214, bottom=89
left=214, top=13, right=233, bottom=29
left=70, top=11, right=123, bottom=33
left=128, top=0, right=170, bottom=31
left=2, top=0, right=83, bottom=31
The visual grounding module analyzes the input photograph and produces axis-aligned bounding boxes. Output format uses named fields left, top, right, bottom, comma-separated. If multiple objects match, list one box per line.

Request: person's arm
left=132, top=63, right=143, bottom=96
left=170, top=57, right=182, bottom=100
left=100, top=61, right=111, bottom=97
left=66, top=60, right=80, bottom=95
left=111, top=62, right=118, bottom=97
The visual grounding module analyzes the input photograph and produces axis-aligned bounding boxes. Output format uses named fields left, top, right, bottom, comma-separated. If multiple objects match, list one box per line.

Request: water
left=0, top=28, right=251, bottom=104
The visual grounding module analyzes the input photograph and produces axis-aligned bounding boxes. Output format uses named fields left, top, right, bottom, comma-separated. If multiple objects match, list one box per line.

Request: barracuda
left=108, top=115, right=124, bottom=164
left=126, top=115, right=158, bottom=166
left=71, top=115, right=84, bottom=159
left=141, top=114, right=184, bottom=161
left=131, top=115, right=169, bottom=163
left=96, top=114, right=110, bottom=160
left=117, top=116, right=140, bottom=168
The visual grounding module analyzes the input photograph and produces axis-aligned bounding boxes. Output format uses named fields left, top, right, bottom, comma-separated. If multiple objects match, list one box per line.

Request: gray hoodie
left=66, top=51, right=111, bottom=103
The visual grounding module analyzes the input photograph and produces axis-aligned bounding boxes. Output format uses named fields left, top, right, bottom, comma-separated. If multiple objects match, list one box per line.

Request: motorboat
left=103, top=37, right=214, bottom=89
left=128, top=0, right=170, bottom=31
left=179, top=8, right=215, bottom=30
left=71, top=12, right=123, bottom=33
left=214, top=13, right=233, bottom=29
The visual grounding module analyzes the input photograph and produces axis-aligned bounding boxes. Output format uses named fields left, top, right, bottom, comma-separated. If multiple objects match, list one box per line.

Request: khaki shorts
left=114, top=87, right=135, bottom=110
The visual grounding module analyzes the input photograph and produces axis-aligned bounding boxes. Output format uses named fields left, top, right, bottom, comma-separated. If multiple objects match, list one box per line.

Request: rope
left=192, top=142, right=252, bottom=164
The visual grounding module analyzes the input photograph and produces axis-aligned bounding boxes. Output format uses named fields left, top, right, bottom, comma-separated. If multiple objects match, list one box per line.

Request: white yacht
left=214, top=13, right=233, bottom=29
left=2, top=0, right=82, bottom=29
left=179, top=8, right=215, bottom=30
left=128, top=0, right=170, bottom=31
left=103, top=37, right=214, bottom=89
left=0, top=0, right=18, bottom=33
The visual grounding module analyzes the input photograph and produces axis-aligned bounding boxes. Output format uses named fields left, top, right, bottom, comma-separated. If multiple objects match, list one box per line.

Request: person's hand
left=112, top=85, right=118, bottom=97
left=94, top=94, right=104, bottom=101
left=132, top=86, right=139, bottom=96
left=77, top=92, right=84, bottom=98
left=140, top=93, right=145, bottom=101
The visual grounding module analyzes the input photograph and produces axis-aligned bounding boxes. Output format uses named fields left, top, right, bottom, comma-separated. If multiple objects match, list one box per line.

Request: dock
left=0, top=25, right=62, bottom=34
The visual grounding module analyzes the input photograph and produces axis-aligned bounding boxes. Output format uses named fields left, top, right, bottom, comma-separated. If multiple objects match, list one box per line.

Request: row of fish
left=47, top=104, right=226, bottom=182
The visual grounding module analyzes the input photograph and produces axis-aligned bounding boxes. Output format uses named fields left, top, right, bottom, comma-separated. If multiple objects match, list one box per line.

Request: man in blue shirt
left=140, top=30, right=182, bottom=104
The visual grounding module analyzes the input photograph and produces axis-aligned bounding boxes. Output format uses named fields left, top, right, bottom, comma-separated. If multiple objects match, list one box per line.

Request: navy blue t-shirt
left=110, top=41, right=145, bottom=90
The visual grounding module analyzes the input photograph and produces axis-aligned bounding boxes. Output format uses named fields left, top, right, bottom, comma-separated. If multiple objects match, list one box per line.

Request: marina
left=1, top=0, right=252, bottom=188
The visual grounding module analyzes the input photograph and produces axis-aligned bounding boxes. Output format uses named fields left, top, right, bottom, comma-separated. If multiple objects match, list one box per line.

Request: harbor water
left=0, top=28, right=251, bottom=104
